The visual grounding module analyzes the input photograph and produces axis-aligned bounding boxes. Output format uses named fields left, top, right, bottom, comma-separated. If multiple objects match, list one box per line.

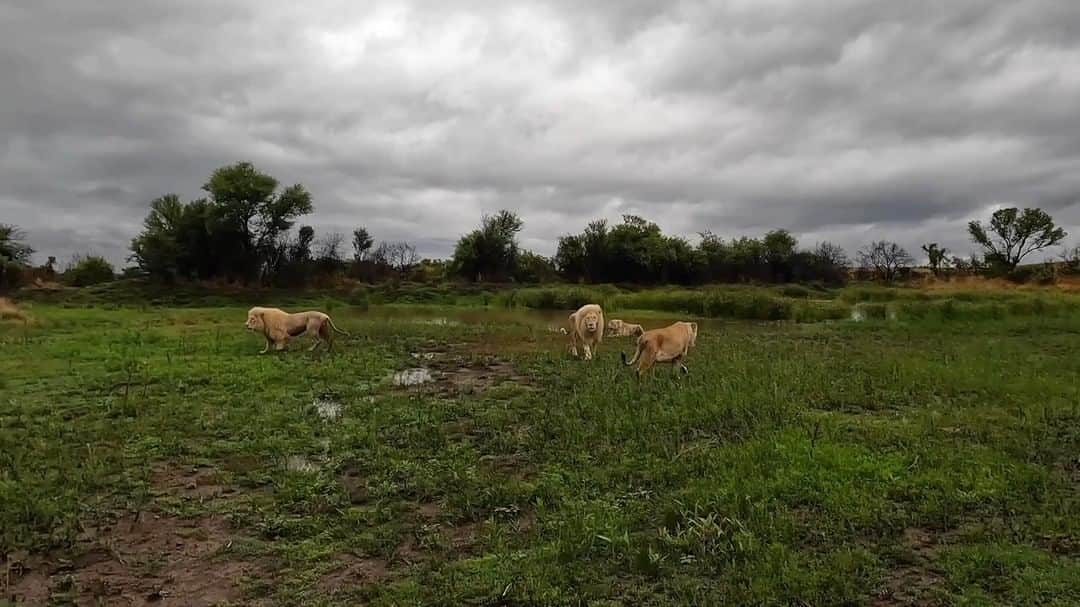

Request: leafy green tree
left=202, top=162, right=313, bottom=281
left=130, top=162, right=313, bottom=283
left=554, top=233, right=587, bottom=282
left=451, top=210, right=524, bottom=281
left=967, top=207, right=1066, bottom=270
left=0, top=224, right=34, bottom=264
left=514, top=251, right=559, bottom=283
left=352, top=227, right=374, bottom=261
left=0, top=223, right=35, bottom=290
left=763, top=229, right=798, bottom=281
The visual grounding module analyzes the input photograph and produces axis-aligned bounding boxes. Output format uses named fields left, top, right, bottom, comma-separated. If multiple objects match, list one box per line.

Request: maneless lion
left=606, top=319, right=644, bottom=338
left=567, top=303, right=604, bottom=360
left=244, top=306, right=349, bottom=353
left=621, top=321, right=698, bottom=377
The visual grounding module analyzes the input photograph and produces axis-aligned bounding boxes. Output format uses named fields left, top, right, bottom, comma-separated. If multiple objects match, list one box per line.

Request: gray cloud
left=2, top=0, right=1079, bottom=268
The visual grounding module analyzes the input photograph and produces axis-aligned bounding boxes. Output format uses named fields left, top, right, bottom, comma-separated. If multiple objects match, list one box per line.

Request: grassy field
left=2, top=298, right=1079, bottom=606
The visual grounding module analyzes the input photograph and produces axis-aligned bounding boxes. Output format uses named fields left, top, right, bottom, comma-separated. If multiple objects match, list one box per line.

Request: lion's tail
left=327, top=316, right=350, bottom=336
left=622, top=341, right=643, bottom=366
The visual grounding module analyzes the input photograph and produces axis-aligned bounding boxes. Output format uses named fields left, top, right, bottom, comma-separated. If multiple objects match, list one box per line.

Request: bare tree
left=813, top=241, right=849, bottom=267
left=316, top=232, right=345, bottom=261
left=374, top=241, right=419, bottom=275
left=1061, top=245, right=1080, bottom=273
left=858, top=241, right=913, bottom=282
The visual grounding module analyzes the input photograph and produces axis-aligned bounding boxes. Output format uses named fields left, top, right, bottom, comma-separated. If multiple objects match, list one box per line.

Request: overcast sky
left=3, top=0, right=1080, bottom=268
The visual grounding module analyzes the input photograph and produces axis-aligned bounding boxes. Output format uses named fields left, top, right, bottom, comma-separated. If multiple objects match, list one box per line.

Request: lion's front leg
left=582, top=343, right=593, bottom=361
left=259, top=336, right=271, bottom=354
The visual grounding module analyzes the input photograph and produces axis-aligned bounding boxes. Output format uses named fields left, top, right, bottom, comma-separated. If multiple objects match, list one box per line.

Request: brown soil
left=316, top=554, right=391, bottom=593
left=872, top=527, right=947, bottom=606
left=401, top=342, right=533, bottom=395
left=3, top=511, right=267, bottom=606
left=151, top=464, right=237, bottom=501
left=0, top=297, right=27, bottom=321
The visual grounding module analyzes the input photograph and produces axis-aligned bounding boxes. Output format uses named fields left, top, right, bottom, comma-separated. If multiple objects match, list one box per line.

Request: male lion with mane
left=245, top=306, right=349, bottom=353
left=567, top=303, right=604, bottom=360
left=621, top=321, right=698, bottom=377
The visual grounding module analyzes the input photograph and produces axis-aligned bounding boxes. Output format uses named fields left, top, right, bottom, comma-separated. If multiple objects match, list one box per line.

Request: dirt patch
left=152, top=464, right=237, bottom=501
left=4, top=511, right=267, bottom=606
left=415, top=502, right=442, bottom=519
left=872, top=527, right=947, bottom=606
left=316, top=554, right=391, bottom=593
left=0, top=297, right=27, bottom=322
left=339, top=469, right=369, bottom=504
left=397, top=343, right=533, bottom=395
left=479, top=453, right=537, bottom=482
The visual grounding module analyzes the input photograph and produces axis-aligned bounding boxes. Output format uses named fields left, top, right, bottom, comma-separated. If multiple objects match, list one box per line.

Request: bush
left=62, top=255, right=115, bottom=287
left=0, top=259, right=27, bottom=291
left=498, top=286, right=614, bottom=311
left=779, top=285, right=811, bottom=299
left=1007, top=263, right=1058, bottom=285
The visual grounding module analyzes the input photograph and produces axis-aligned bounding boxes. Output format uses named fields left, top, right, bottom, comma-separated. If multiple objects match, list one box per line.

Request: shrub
left=62, top=255, right=115, bottom=287
left=779, top=285, right=811, bottom=299
left=0, top=297, right=26, bottom=321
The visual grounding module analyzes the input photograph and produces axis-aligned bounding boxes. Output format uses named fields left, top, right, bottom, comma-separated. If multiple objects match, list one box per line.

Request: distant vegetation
left=2, top=160, right=1075, bottom=294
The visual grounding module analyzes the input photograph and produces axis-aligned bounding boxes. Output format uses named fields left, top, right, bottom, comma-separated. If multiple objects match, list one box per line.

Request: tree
left=316, top=232, right=345, bottom=262
left=763, top=229, right=798, bottom=281
left=129, top=162, right=314, bottom=283
left=554, top=234, right=587, bottom=282
left=450, top=210, right=524, bottom=282
left=293, top=226, right=316, bottom=262
left=0, top=224, right=34, bottom=264
left=514, top=251, right=559, bottom=283
left=352, top=227, right=374, bottom=261
left=967, top=207, right=1066, bottom=271
left=202, top=161, right=313, bottom=280
left=376, top=241, right=419, bottom=275
left=921, top=243, right=950, bottom=276
left=858, top=241, right=913, bottom=282
left=813, top=242, right=849, bottom=268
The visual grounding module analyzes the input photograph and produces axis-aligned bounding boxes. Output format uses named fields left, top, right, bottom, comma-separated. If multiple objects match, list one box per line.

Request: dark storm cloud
left=2, top=0, right=1080, bottom=268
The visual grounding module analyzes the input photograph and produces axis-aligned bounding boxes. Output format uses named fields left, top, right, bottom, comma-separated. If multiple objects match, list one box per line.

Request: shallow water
left=284, top=454, right=318, bottom=473
left=346, top=305, right=724, bottom=333
left=393, top=367, right=435, bottom=386
left=313, top=397, right=342, bottom=421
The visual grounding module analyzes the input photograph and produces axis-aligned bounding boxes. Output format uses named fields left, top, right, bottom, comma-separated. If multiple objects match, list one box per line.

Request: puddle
left=414, top=318, right=460, bottom=326
left=393, top=368, right=435, bottom=386
left=313, top=397, right=342, bottom=421
left=284, top=455, right=319, bottom=473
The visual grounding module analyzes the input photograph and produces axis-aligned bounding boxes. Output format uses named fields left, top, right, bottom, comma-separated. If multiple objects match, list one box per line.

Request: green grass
left=1, top=301, right=1078, bottom=605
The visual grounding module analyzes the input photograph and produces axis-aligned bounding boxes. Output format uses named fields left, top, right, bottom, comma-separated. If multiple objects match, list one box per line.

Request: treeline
left=2, top=161, right=1076, bottom=292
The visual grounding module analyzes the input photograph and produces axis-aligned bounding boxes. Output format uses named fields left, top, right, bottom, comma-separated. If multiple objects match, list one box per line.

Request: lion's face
left=687, top=322, right=698, bottom=346
left=606, top=320, right=621, bottom=335
left=581, top=311, right=600, bottom=333
left=245, top=310, right=263, bottom=332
